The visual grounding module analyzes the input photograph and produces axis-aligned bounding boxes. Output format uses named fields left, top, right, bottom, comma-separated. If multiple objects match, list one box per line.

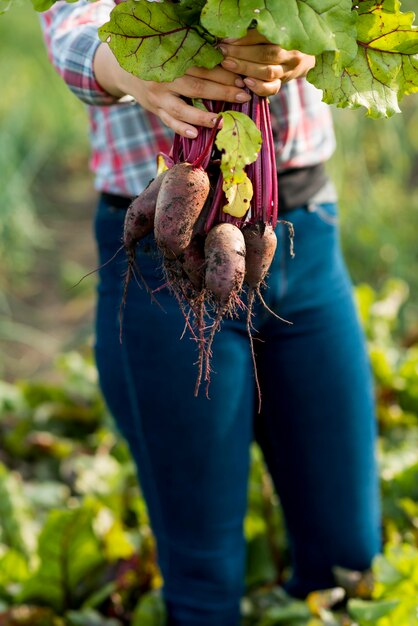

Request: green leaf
left=0, top=0, right=13, bottom=14
left=201, top=0, right=357, bottom=68
left=0, top=548, right=31, bottom=590
left=0, top=380, right=25, bottom=414
left=373, top=543, right=418, bottom=592
left=175, top=0, right=206, bottom=26
left=18, top=506, right=106, bottom=613
left=356, top=0, right=399, bottom=14
left=216, top=111, right=261, bottom=182
left=245, top=533, right=277, bottom=588
left=132, top=590, right=167, bottom=626
left=66, top=609, right=122, bottom=626
left=81, top=581, right=117, bottom=610
left=348, top=597, right=400, bottom=622
left=98, top=0, right=222, bottom=82
left=215, top=111, right=261, bottom=218
left=309, top=2, right=418, bottom=117
left=93, top=508, right=135, bottom=561
left=257, top=599, right=311, bottom=625
left=308, top=50, right=400, bottom=118
left=0, top=463, right=35, bottom=557
left=192, top=98, right=208, bottom=111
left=31, top=0, right=56, bottom=11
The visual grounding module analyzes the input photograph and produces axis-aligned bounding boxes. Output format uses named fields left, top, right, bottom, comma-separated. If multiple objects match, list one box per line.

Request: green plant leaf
left=31, top=0, right=56, bottom=11
left=98, top=0, right=222, bottom=82
left=0, top=0, right=13, bottom=14
left=201, top=0, right=357, bottom=68
left=93, top=507, right=135, bottom=561
left=0, top=463, right=35, bottom=557
left=175, top=0, right=206, bottom=26
left=245, top=533, right=277, bottom=588
left=0, top=548, right=31, bottom=591
left=216, top=110, right=261, bottom=182
left=348, top=597, right=400, bottom=622
left=66, top=609, right=122, bottom=626
left=373, top=542, right=418, bottom=593
left=132, top=590, right=167, bottom=626
left=257, top=599, right=311, bottom=625
left=18, top=506, right=106, bottom=613
left=309, top=3, right=418, bottom=117
left=215, top=111, right=261, bottom=218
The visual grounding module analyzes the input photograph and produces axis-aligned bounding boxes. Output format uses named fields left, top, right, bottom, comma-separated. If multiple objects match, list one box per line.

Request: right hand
left=94, top=43, right=252, bottom=138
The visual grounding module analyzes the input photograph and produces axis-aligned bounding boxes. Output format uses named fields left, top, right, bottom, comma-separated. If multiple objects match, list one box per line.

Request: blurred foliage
left=0, top=281, right=417, bottom=625
left=0, top=3, right=90, bottom=282
left=330, top=99, right=418, bottom=318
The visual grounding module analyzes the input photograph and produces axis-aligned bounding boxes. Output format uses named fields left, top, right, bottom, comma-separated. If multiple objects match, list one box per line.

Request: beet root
left=123, top=172, right=166, bottom=251
left=242, top=222, right=277, bottom=288
left=181, top=236, right=205, bottom=292
left=204, top=223, right=246, bottom=305
left=154, top=163, right=210, bottom=258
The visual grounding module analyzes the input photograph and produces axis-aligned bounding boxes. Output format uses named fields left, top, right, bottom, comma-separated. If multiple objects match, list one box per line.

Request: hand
left=94, top=43, right=252, bottom=138
left=217, top=30, right=316, bottom=96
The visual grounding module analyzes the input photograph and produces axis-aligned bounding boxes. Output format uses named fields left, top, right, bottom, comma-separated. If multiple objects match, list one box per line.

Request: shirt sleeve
left=39, top=0, right=122, bottom=106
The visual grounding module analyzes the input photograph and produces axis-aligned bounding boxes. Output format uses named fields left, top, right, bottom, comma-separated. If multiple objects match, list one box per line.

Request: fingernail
left=217, top=45, right=227, bottom=55
left=244, top=78, right=256, bottom=87
left=211, top=117, right=219, bottom=125
left=222, top=58, right=237, bottom=70
left=186, top=129, right=198, bottom=138
left=235, top=92, right=251, bottom=102
left=235, top=77, right=245, bottom=88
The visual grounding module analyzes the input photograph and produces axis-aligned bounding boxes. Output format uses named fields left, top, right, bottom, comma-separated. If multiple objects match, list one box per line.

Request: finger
left=242, top=76, right=282, bottom=97
left=157, top=95, right=220, bottom=138
left=171, top=74, right=251, bottom=104
left=186, top=65, right=245, bottom=87
left=221, top=57, right=283, bottom=82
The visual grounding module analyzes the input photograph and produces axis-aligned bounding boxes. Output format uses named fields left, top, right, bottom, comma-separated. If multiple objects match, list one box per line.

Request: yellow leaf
left=156, top=153, right=169, bottom=175
left=222, top=173, right=253, bottom=218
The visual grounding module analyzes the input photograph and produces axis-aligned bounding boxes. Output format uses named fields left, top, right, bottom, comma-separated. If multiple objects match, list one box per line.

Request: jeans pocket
left=307, top=202, right=339, bottom=226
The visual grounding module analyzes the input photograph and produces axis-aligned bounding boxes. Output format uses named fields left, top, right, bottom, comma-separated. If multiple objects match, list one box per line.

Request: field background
left=0, top=3, right=417, bottom=626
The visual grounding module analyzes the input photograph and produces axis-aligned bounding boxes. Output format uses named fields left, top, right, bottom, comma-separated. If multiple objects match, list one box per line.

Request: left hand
left=217, top=30, right=316, bottom=97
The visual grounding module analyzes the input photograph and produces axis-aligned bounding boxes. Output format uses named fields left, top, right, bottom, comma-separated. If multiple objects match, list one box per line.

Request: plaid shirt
left=39, top=0, right=336, bottom=198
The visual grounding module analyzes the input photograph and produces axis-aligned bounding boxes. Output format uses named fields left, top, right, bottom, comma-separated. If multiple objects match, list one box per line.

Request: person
left=40, top=2, right=382, bottom=625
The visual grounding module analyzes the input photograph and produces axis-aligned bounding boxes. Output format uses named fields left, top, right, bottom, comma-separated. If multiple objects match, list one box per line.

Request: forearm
left=93, top=42, right=126, bottom=99
left=39, top=0, right=120, bottom=106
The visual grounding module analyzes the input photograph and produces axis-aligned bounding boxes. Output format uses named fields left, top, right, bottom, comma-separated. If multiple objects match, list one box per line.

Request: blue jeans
left=94, top=197, right=381, bottom=626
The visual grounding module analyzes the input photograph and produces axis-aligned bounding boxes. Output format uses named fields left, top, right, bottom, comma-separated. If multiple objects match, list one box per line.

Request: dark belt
left=101, top=191, right=133, bottom=210
left=101, top=163, right=328, bottom=213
